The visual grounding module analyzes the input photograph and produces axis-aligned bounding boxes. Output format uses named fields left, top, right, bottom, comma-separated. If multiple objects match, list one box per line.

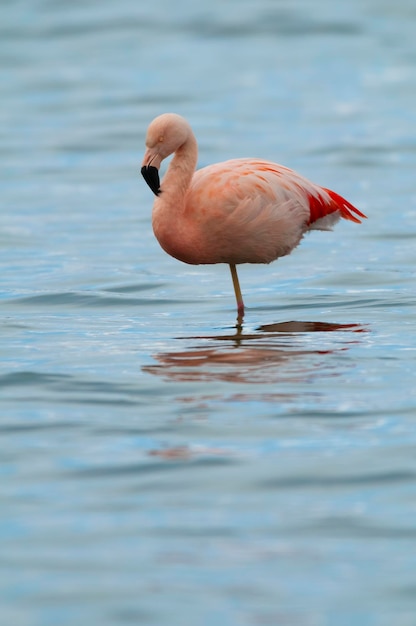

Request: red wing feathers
left=252, top=162, right=367, bottom=226
left=309, top=187, right=366, bottom=225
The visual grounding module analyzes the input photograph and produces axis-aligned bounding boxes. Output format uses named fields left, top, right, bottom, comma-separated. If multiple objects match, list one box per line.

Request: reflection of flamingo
left=143, top=321, right=365, bottom=384
left=141, top=113, right=366, bottom=323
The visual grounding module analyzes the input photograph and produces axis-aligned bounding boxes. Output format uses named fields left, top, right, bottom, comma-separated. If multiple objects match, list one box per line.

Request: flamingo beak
left=141, top=165, right=160, bottom=196
left=141, top=149, right=162, bottom=196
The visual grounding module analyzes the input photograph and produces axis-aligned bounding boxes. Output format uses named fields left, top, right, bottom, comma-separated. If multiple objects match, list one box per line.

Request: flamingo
left=141, top=113, right=366, bottom=323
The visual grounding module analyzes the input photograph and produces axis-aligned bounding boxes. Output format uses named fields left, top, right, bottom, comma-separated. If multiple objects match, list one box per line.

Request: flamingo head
left=141, top=113, right=192, bottom=196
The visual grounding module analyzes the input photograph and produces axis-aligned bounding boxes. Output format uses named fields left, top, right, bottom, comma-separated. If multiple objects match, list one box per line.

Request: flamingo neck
left=152, top=131, right=199, bottom=263
left=161, top=132, right=198, bottom=204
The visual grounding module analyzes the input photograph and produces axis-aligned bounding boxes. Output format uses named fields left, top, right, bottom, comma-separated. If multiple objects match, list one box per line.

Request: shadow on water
left=143, top=321, right=367, bottom=384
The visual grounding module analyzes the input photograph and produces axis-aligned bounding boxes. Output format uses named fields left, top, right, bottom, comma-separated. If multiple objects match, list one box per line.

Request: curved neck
left=161, top=131, right=198, bottom=202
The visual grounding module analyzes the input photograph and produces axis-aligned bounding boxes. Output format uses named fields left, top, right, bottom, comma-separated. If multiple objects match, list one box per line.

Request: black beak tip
left=141, top=165, right=161, bottom=196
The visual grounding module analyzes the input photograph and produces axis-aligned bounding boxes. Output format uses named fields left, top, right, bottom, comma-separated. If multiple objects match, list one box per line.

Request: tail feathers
left=321, top=188, right=367, bottom=224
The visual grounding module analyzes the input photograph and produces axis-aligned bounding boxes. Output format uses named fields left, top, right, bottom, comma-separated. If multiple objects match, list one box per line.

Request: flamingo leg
left=229, top=263, right=245, bottom=324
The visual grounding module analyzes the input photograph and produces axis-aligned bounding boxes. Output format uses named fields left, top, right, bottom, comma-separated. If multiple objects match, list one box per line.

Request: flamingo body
left=141, top=113, right=366, bottom=321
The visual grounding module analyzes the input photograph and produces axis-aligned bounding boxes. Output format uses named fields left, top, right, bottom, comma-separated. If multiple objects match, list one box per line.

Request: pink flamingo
left=141, top=113, right=366, bottom=323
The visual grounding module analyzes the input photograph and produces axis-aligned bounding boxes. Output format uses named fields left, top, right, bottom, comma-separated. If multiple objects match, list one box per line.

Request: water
left=2, top=0, right=416, bottom=624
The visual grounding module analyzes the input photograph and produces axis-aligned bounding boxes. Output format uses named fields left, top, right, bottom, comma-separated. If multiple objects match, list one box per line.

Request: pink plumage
left=141, top=113, right=366, bottom=322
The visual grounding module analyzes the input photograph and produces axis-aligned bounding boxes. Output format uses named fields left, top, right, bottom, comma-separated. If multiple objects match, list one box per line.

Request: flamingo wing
left=184, top=160, right=310, bottom=264
left=190, top=158, right=365, bottom=227
left=180, top=158, right=365, bottom=265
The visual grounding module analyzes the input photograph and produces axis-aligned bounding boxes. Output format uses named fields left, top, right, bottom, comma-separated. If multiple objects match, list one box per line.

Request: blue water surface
left=1, top=0, right=416, bottom=624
